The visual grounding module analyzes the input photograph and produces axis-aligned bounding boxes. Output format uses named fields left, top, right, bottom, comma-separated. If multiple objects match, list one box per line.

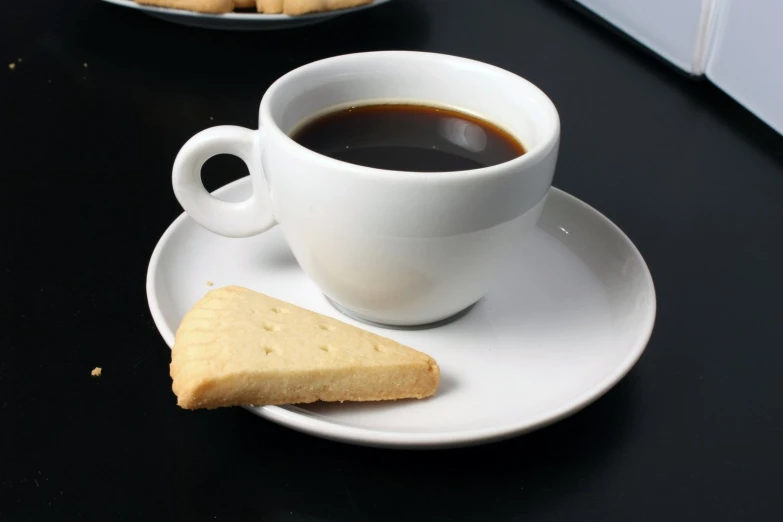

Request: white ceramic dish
left=101, top=0, right=392, bottom=30
left=147, top=177, right=656, bottom=449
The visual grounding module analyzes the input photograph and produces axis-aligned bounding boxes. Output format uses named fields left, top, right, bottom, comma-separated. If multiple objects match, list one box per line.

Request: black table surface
left=2, top=0, right=782, bottom=520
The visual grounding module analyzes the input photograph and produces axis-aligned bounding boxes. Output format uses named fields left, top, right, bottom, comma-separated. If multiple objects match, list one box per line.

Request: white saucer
left=102, top=0, right=391, bottom=31
left=147, top=177, right=656, bottom=448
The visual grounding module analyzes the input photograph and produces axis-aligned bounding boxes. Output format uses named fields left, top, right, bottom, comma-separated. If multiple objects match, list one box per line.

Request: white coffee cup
left=173, top=51, right=560, bottom=326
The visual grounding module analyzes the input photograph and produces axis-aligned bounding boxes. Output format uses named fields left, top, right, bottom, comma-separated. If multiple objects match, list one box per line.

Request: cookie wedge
left=135, top=0, right=234, bottom=14
left=171, top=286, right=440, bottom=409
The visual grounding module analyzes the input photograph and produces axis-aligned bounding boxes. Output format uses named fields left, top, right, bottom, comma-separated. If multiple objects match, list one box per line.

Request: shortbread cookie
left=260, top=0, right=372, bottom=16
left=256, top=0, right=283, bottom=13
left=171, top=286, right=440, bottom=409
left=136, top=0, right=234, bottom=13
left=324, top=0, right=373, bottom=12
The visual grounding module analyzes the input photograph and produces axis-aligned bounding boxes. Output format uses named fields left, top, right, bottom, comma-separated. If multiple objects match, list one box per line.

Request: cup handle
left=172, top=125, right=277, bottom=238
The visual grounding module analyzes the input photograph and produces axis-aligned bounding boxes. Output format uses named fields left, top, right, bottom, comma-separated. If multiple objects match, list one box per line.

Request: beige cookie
left=171, top=286, right=440, bottom=409
left=324, top=0, right=373, bottom=12
left=256, top=0, right=283, bottom=13
left=274, top=0, right=372, bottom=16
left=136, top=0, right=234, bottom=13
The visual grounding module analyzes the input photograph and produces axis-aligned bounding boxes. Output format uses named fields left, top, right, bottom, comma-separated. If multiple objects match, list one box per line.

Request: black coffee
left=291, top=104, right=525, bottom=172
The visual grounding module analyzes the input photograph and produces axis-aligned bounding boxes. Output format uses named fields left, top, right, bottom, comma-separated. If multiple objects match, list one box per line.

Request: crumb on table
left=8, top=63, right=15, bottom=70
left=91, top=367, right=102, bottom=377
left=206, top=281, right=214, bottom=287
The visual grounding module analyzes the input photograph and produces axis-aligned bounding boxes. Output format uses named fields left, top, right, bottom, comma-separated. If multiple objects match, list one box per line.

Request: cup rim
left=259, top=51, right=560, bottom=181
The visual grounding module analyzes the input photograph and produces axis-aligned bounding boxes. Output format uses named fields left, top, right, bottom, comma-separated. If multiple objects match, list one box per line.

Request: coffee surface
left=291, top=104, right=525, bottom=172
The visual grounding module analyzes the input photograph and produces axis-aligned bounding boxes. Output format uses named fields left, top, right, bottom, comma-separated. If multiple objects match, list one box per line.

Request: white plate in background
left=101, top=0, right=392, bottom=30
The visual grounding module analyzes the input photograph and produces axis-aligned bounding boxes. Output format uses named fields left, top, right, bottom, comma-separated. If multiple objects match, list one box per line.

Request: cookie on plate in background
left=136, top=0, right=234, bottom=13
left=257, top=0, right=372, bottom=15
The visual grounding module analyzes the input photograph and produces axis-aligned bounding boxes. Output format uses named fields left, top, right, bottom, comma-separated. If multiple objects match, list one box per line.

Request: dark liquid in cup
left=290, top=104, right=525, bottom=172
